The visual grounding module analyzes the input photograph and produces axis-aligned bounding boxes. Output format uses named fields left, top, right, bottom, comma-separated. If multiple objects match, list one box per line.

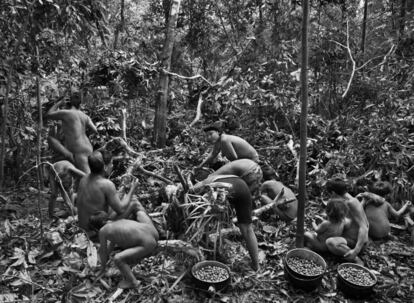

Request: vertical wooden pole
left=296, top=0, right=310, bottom=248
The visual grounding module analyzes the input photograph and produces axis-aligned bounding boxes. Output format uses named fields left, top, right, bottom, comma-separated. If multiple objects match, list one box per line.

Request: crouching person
left=92, top=200, right=159, bottom=289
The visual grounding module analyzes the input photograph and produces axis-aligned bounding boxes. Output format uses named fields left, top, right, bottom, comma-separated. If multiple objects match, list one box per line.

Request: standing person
left=46, top=92, right=97, bottom=173
left=305, top=198, right=349, bottom=252
left=324, top=176, right=369, bottom=265
left=191, top=175, right=259, bottom=271
left=198, top=122, right=259, bottom=169
left=259, top=166, right=297, bottom=221
left=76, top=151, right=137, bottom=236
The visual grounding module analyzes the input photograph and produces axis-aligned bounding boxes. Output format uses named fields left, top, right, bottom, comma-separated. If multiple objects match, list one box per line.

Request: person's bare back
left=47, top=96, right=97, bottom=173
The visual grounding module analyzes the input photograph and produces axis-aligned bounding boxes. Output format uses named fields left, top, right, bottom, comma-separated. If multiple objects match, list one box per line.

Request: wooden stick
left=135, top=165, right=173, bottom=184
left=174, top=164, right=189, bottom=192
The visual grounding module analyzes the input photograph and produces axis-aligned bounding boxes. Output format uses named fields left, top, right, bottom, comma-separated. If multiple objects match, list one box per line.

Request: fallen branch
left=157, top=239, right=204, bottom=261
left=162, top=69, right=213, bottom=86
left=136, top=165, right=174, bottom=184
left=174, top=164, right=189, bottom=192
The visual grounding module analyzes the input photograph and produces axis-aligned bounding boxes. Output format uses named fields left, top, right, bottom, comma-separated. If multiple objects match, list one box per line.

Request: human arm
left=314, top=221, right=329, bottom=235
left=46, top=100, right=66, bottom=120
left=68, top=166, right=86, bottom=179
left=221, top=138, right=238, bottom=161
left=86, top=116, right=98, bottom=134
left=98, top=227, right=113, bottom=272
left=198, top=142, right=220, bottom=168
left=389, top=201, right=412, bottom=218
left=343, top=200, right=369, bottom=259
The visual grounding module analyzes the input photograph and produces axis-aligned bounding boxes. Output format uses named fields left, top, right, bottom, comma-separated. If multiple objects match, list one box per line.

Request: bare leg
left=304, top=231, right=327, bottom=252
left=74, top=153, right=91, bottom=174
left=238, top=223, right=259, bottom=271
left=113, top=241, right=157, bottom=289
left=326, top=237, right=363, bottom=264
left=48, top=175, right=58, bottom=218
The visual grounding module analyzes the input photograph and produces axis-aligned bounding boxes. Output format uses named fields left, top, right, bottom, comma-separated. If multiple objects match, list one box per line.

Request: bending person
left=46, top=92, right=97, bottom=173
left=93, top=200, right=159, bottom=289
left=198, top=122, right=259, bottom=169
left=192, top=175, right=259, bottom=271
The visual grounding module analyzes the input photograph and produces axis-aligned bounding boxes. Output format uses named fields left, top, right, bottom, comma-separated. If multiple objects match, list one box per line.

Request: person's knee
left=113, top=254, right=125, bottom=267
left=325, top=238, right=336, bottom=251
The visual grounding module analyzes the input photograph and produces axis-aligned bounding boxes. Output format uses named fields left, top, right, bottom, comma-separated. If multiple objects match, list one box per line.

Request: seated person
left=259, top=166, right=297, bottom=221
left=91, top=200, right=159, bottom=289
left=324, top=176, right=369, bottom=265
left=191, top=175, right=259, bottom=271
left=305, top=198, right=349, bottom=252
left=76, top=151, right=138, bottom=236
left=198, top=121, right=259, bottom=169
left=358, top=181, right=411, bottom=239
left=208, top=159, right=263, bottom=200
left=43, top=160, right=85, bottom=217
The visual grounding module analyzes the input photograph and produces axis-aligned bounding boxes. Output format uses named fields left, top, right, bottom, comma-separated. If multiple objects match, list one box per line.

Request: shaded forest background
left=1, top=0, right=413, bottom=198
left=1, top=1, right=414, bottom=302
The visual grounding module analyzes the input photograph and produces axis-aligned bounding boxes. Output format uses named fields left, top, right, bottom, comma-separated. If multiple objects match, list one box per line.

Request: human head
left=88, top=151, right=105, bottom=174
left=261, top=165, right=277, bottom=181
left=203, top=121, right=223, bottom=144
left=326, top=176, right=349, bottom=196
left=326, top=197, right=348, bottom=223
left=88, top=211, right=109, bottom=231
left=69, top=92, right=81, bottom=109
left=370, top=181, right=392, bottom=197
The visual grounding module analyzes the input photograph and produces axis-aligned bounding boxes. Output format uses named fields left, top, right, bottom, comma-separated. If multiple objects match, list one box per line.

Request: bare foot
left=118, top=279, right=140, bottom=289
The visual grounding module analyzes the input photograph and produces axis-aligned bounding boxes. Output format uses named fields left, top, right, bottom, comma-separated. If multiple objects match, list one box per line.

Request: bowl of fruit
left=337, top=263, right=377, bottom=298
left=283, top=248, right=326, bottom=291
left=191, top=260, right=231, bottom=291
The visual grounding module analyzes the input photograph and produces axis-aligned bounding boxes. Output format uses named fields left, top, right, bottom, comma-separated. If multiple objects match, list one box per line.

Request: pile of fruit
left=338, top=266, right=376, bottom=286
left=193, top=265, right=230, bottom=283
left=286, top=256, right=324, bottom=276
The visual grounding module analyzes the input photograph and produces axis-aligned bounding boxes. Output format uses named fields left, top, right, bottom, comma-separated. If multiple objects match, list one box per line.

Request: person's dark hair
left=100, top=149, right=113, bottom=165
left=88, top=151, right=105, bottom=174
left=88, top=211, right=109, bottom=231
left=326, top=176, right=349, bottom=196
left=70, top=92, right=81, bottom=109
left=261, top=165, right=277, bottom=181
left=326, top=198, right=348, bottom=223
left=370, top=181, right=392, bottom=197
left=203, top=121, right=223, bottom=133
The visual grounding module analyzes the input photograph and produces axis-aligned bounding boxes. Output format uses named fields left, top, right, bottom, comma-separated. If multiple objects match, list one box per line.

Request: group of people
left=43, top=95, right=413, bottom=288
left=44, top=94, right=158, bottom=289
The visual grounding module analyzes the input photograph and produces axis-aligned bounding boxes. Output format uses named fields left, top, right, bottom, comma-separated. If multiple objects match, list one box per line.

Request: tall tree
left=296, top=0, right=310, bottom=248
left=154, top=0, right=181, bottom=147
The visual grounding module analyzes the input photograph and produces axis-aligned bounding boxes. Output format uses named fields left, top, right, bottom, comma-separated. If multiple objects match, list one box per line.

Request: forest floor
left=1, top=186, right=413, bottom=303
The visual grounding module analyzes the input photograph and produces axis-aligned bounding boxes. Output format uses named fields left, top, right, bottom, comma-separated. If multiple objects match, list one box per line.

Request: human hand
left=343, top=249, right=358, bottom=260
left=405, top=200, right=412, bottom=207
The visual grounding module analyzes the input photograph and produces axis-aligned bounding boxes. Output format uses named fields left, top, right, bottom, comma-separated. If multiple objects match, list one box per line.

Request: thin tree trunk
left=361, top=0, right=368, bottom=54
left=0, top=73, right=11, bottom=190
left=113, top=0, right=125, bottom=49
left=399, top=0, right=407, bottom=38
left=296, top=0, right=310, bottom=248
left=154, top=0, right=181, bottom=147
left=36, top=46, right=44, bottom=190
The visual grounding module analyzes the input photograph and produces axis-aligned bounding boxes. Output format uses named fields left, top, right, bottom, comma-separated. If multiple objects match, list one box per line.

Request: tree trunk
left=113, top=0, right=125, bottom=49
left=36, top=46, right=44, bottom=190
left=153, top=0, right=181, bottom=147
left=361, top=0, right=369, bottom=54
left=0, top=73, right=11, bottom=190
left=296, top=0, right=310, bottom=248
left=399, top=0, right=407, bottom=38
